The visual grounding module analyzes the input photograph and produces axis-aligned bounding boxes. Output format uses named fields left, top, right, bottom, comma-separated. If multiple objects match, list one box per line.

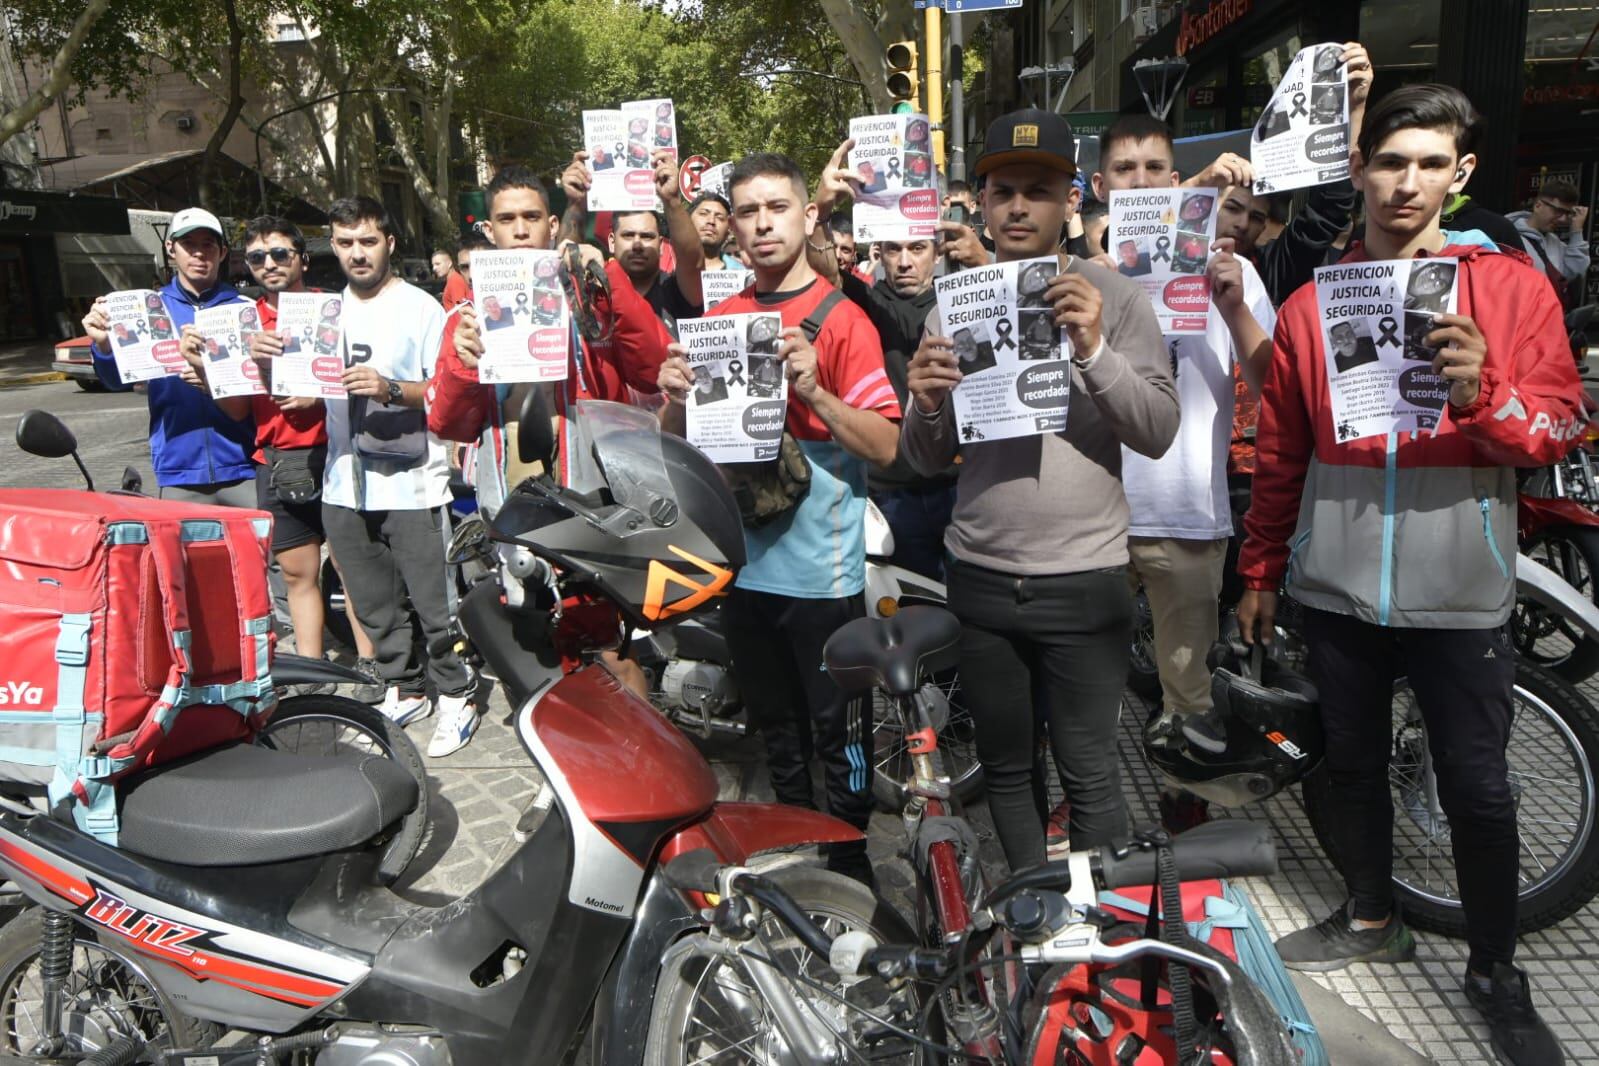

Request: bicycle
left=646, top=820, right=1293, bottom=1065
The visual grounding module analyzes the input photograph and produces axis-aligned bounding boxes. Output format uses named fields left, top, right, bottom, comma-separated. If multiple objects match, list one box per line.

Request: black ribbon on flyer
left=726, top=358, right=745, bottom=386
left=1377, top=316, right=1400, bottom=348
left=1152, top=235, right=1171, bottom=263
left=993, top=319, right=1016, bottom=351
left=1290, top=92, right=1308, bottom=118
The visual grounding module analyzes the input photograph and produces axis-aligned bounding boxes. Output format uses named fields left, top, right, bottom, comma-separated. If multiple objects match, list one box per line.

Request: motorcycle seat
left=113, top=743, right=419, bottom=867
left=823, top=606, right=961, bottom=697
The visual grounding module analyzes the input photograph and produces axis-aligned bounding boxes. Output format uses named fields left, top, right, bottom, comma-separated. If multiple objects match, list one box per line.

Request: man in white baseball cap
left=80, top=204, right=257, bottom=506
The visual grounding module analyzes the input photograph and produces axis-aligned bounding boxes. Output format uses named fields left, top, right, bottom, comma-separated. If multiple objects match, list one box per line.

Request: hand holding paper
left=1207, top=239, right=1246, bottom=316
left=814, top=139, right=861, bottom=217
left=658, top=348, right=694, bottom=404
left=779, top=327, right=820, bottom=404
left=452, top=305, right=483, bottom=369
left=907, top=335, right=960, bottom=415
left=1426, top=313, right=1487, bottom=407
left=1047, top=273, right=1104, bottom=356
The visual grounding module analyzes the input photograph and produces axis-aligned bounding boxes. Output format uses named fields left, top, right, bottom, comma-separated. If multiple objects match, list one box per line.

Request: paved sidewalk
left=0, top=341, right=67, bottom=388
left=389, top=679, right=1544, bottom=1064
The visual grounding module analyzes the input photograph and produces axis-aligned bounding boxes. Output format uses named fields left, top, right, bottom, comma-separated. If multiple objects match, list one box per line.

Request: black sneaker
left=1465, top=963, right=1565, bottom=1066
left=1274, top=901, right=1417, bottom=972
left=350, top=657, right=386, bottom=705
left=1181, top=709, right=1229, bottom=755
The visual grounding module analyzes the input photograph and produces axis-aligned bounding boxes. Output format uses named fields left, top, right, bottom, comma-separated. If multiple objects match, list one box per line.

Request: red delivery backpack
left=1024, top=878, right=1327, bottom=1066
left=0, top=490, right=277, bottom=843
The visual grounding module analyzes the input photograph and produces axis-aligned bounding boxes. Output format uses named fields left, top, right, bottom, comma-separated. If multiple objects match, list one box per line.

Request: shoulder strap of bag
left=799, top=289, right=847, bottom=345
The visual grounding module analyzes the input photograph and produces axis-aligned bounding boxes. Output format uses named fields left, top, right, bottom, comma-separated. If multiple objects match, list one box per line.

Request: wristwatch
left=384, top=379, right=403, bottom=406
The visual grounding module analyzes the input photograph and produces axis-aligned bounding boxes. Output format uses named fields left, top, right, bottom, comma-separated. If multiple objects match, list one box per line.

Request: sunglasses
left=457, top=261, right=472, bottom=272
left=245, top=247, right=299, bottom=266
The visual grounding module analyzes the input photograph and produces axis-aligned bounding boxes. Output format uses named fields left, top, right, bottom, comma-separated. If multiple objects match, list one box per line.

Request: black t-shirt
left=643, top=271, right=702, bottom=338
left=840, top=271, right=951, bottom=490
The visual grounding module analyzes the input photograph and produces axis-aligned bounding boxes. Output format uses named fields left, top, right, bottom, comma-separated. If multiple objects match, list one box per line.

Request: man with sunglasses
left=81, top=206, right=256, bottom=506
left=1510, top=179, right=1590, bottom=305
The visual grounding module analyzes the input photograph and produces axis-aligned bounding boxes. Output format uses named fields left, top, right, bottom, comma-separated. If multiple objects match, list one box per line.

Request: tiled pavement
left=392, top=675, right=1599, bottom=1064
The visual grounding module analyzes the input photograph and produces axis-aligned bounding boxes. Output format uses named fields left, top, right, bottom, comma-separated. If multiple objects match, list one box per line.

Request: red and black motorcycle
left=0, top=402, right=917, bottom=1065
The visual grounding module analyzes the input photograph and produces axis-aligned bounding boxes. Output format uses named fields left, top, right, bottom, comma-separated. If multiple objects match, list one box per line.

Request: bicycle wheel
left=1512, top=527, right=1599, bottom=683
left=256, top=695, right=429, bottom=881
left=1128, top=586, right=1162, bottom=699
left=1303, top=659, right=1599, bottom=936
left=643, top=866, right=930, bottom=1065
left=871, top=670, right=984, bottom=811
left=0, top=908, right=217, bottom=1062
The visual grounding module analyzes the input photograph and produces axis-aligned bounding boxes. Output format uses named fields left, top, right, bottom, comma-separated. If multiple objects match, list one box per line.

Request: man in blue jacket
left=81, top=207, right=257, bottom=504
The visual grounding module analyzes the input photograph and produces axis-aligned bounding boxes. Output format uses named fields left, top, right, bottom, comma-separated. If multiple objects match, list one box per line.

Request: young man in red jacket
left=427, top=164, right=670, bottom=510
left=1237, top=85, right=1582, bottom=1066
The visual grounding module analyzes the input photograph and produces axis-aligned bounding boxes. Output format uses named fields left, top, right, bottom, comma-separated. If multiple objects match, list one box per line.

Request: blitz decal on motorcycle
left=680, top=312, right=788, bottom=463
left=848, top=113, right=939, bottom=243
left=103, top=289, right=184, bottom=382
left=270, top=292, right=347, bottom=397
left=193, top=304, right=267, bottom=399
left=1251, top=43, right=1352, bottom=194
left=1315, top=257, right=1459, bottom=442
left=1106, top=188, right=1217, bottom=334
left=583, top=97, right=677, bottom=212
left=643, top=546, right=733, bottom=623
left=472, top=249, right=570, bottom=384
left=934, top=255, right=1071, bottom=443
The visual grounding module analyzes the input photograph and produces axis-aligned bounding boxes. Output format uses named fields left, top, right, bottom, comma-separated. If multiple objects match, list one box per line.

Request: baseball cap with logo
left=975, top=109, right=1077, bottom=179
left=168, top=207, right=226, bottom=242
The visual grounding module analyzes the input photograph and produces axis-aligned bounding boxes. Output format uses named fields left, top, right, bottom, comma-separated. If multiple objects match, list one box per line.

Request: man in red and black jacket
left=426, top=164, right=670, bottom=511
left=1237, top=85, right=1582, bottom=1066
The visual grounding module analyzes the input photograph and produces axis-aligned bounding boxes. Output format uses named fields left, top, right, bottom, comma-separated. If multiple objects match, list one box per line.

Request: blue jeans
left=871, top=484, right=955, bottom=581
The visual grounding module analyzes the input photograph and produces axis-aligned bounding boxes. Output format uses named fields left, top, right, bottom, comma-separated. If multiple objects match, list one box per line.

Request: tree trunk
left=198, top=0, right=245, bottom=210
left=816, top=0, right=916, bottom=115
left=378, top=91, right=455, bottom=239
left=0, top=0, right=114, bottom=148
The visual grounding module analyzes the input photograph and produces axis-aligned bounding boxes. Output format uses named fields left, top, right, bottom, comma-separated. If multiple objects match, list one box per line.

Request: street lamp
left=1018, top=61, right=1076, bottom=113
left=253, top=87, right=406, bottom=212
left=1133, top=57, right=1189, bottom=123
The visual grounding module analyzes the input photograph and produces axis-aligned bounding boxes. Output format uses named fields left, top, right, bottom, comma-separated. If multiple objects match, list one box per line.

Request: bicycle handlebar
left=1094, top=820, right=1277, bottom=890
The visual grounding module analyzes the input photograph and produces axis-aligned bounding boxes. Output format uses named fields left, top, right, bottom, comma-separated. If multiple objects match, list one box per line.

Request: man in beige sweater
left=902, top=109, right=1178, bottom=869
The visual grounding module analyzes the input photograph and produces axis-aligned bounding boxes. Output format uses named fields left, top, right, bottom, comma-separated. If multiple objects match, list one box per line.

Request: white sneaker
left=428, top=692, right=479, bottom=757
left=379, top=687, right=432, bottom=727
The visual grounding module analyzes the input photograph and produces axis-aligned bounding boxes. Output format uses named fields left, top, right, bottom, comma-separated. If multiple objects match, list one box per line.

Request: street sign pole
left=949, top=12, right=965, bottom=182
left=926, top=2, right=945, bottom=172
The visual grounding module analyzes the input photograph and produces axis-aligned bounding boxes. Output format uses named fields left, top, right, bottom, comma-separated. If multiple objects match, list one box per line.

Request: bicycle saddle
left=823, top=606, right=961, bottom=697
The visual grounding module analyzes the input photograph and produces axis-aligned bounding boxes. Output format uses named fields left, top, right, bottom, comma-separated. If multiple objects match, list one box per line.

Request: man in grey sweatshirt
left=902, top=109, right=1179, bottom=869
left=1508, top=178, right=1589, bottom=299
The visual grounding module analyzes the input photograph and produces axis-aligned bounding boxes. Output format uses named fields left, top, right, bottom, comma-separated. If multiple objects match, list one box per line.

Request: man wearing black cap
left=901, top=109, right=1179, bottom=871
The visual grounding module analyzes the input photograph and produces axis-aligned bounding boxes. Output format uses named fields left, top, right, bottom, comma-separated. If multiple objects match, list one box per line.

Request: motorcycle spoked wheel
left=643, top=866, right=934, bottom=1066
left=0, top=907, right=217, bottom=1062
left=1302, top=658, right=1599, bottom=937
left=255, top=695, right=430, bottom=883
left=1021, top=934, right=1294, bottom=1066
left=1512, top=527, right=1599, bottom=683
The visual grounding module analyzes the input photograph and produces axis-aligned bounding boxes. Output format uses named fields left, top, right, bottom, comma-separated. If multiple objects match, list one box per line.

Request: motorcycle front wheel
left=643, top=866, right=932, bottom=1065
left=1303, top=659, right=1599, bottom=936
left=0, top=908, right=216, bottom=1061
left=1512, top=526, right=1599, bottom=683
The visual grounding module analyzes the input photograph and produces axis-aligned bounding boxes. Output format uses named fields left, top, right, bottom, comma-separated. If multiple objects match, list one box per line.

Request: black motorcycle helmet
left=491, top=401, right=745, bottom=628
left=1143, top=621, right=1322, bottom=807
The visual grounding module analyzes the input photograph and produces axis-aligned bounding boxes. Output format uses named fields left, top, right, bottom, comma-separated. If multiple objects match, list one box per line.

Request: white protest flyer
left=583, top=98, right=675, bottom=212
left=1251, top=43, right=1351, bottom=194
left=699, top=162, right=734, bottom=202
left=472, top=249, right=570, bottom=384
left=1317, top=258, right=1459, bottom=442
left=103, top=289, right=184, bottom=382
left=270, top=292, right=347, bottom=398
left=701, top=269, right=750, bottom=311
left=679, top=312, right=788, bottom=463
left=934, top=255, right=1072, bottom=443
left=848, top=113, right=939, bottom=243
left=193, top=304, right=266, bottom=399
left=1106, top=188, right=1217, bottom=335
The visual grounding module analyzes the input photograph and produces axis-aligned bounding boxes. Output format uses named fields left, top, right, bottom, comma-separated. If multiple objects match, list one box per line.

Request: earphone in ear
left=1455, top=168, right=1467, bottom=182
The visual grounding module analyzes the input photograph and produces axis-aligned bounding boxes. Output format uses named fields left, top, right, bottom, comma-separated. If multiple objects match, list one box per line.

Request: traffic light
left=886, top=40, right=919, bottom=114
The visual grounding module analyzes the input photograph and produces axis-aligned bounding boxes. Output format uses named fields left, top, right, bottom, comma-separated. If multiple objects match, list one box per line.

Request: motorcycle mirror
left=121, top=467, right=144, bottom=494
left=516, top=384, right=558, bottom=469
left=16, top=409, right=79, bottom=460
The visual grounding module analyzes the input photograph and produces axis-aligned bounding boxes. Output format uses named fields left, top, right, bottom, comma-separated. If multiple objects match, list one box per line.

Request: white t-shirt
left=324, top=279, right=451, bottom=511
left=1122, top=257, right=1275, bottom=540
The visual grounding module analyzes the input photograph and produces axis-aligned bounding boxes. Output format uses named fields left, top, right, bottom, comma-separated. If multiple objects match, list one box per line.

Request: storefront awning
left=0, top=188, right=129, bottom=236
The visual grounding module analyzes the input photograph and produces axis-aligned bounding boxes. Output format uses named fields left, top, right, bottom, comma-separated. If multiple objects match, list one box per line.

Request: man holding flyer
left=901, top=109, right=1177, bottom=871
left=1237, top=85, right=1583, bottom=1065
left=656, top=152, right=900, bottom=887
